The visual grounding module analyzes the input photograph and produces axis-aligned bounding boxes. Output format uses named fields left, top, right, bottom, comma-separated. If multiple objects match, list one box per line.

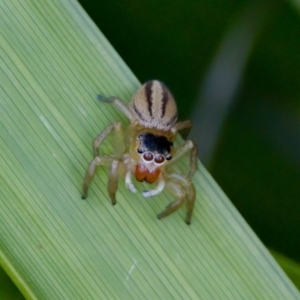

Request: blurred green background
left=2, top=0, right=300, bottom=297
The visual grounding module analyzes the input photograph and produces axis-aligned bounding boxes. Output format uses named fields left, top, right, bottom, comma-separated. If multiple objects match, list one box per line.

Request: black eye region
left=165, top=154, right=172, bottom=161
left=137, top=148, right=144, bottom=154
left=138, top=133, right=173, bottom=155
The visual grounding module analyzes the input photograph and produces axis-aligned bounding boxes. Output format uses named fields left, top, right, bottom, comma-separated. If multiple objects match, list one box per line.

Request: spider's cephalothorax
left=82, top=80, right=197, bottom=224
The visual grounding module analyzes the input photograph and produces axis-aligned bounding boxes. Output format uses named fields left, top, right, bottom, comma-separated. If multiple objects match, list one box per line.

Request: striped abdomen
left=129, top=80, right=178, bottom=131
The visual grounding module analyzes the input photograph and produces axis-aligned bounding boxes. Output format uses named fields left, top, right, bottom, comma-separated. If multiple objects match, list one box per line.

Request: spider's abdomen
left=130, top=80, right=178, bottom=131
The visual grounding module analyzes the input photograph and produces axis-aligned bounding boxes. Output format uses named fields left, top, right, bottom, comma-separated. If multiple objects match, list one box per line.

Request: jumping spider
left=82, top=80, right=197, bottom=224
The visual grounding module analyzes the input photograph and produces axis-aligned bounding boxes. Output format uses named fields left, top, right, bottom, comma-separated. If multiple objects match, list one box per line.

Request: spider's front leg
left=167, top=139, right=197, bottom=178
left=158, top=173, right=196, bottom=225
left=82, top=155, right=120, bottom=203
left=82, top=122, right=125, bottom=205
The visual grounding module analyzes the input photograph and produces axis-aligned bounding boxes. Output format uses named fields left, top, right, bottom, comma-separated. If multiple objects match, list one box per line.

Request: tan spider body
left=82, top=80, right=197, bottom=224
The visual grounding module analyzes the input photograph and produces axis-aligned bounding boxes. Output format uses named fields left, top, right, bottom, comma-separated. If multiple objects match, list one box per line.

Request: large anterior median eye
left=143, top=152, right=154, bottom=161
left=154, top=154, right=165, bottom=164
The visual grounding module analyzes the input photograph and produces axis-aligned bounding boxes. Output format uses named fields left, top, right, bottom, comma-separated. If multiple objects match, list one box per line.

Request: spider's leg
left=125, top=171, right=137, bottom=193
left=171, top=120, right=192, bottom=138
left=98, top=95, right=134, bottom=122
left=158, top=173, right=195, bottom=225
left=93, top=122, right=122, bottom=157
left=142, top=176, right=165, bottom=197
left=108, top=160, right=120, bottom=205
left=188, top=143, right=197, bottom=178
left=185, top=179, right=196, bottom=225
left=82, top=155, right=116, bottom=199
left=167, top=140, right=197, bottom=178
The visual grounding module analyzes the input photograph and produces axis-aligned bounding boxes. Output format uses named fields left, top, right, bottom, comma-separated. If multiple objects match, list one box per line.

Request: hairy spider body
left=82, top=80, right=197, bottom=224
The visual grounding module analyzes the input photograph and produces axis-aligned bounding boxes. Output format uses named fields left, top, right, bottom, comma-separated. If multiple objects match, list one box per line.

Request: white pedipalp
left=142, top=177, right=165, bottom=198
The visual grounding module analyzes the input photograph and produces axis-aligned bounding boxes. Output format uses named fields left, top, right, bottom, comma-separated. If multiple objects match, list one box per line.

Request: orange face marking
left=134, top=163, right=160, bottom=184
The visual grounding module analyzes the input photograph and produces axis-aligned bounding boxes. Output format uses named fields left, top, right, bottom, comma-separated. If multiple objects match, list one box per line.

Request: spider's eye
left=137, top=148, right=143, bottom=154
left=165, top=154, right=172, bottom=161
left=154, top=155, right=165, bottom=164
left=143, top=152, right=154, bottom=161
